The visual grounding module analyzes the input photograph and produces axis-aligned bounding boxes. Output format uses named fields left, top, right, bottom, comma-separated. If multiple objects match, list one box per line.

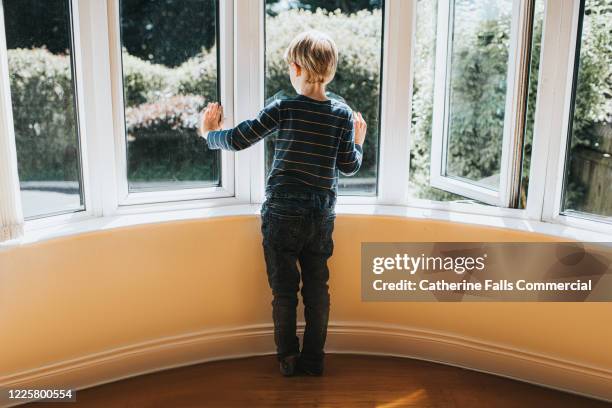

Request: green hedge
left=8, top=8, right=381, bottom=183
left=8, top=47, right=218, bottom=182
left=124, top=95, right=219, bottom=183
left=409, top=0, right=611, bottom=208
left=8, top=48, right=80, bottom=181
left=121, top=51, right=172, bottom=107
left=8, top=5, right=609, bottom=206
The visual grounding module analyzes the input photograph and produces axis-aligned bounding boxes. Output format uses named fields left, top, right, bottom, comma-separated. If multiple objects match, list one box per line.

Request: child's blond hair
left=283, top=30, right=338, bottom=84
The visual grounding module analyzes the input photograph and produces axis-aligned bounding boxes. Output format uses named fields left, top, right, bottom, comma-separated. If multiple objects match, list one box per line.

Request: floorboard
left=26, top=354, right=611, bottom=407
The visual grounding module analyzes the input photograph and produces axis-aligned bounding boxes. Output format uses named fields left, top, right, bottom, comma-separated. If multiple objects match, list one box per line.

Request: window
left=117, top=0, right=221, bottom=193
left=263, top=0, right=384, bottom=195
left=410, top=0, right=468, bottom=203
left=2, top=0, right=84, bottom=219
left=428, top=0, right=536, bottom=207
left=561, top=0, right=611, bottom=220
left=0, top=0, right=609, bottom=240
left=440, top=0, right=513, bottom=191
left=410, top=0, right=544, bottom=208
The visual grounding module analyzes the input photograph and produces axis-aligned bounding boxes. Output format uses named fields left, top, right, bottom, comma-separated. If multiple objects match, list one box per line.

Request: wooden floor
left=28, top=354, right=610, bottom=408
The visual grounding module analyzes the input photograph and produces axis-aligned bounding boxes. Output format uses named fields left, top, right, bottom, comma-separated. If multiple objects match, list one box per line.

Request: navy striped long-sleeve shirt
left=206, top=94, right=363, bottom=196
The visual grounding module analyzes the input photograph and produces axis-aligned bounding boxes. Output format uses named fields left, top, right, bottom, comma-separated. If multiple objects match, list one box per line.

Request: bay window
left=0, top=0, right=610, bottom=243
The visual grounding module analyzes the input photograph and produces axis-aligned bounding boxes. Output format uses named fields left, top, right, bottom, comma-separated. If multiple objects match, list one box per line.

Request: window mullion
left=107, top=0, right=130, bottom=206
left=429, top=0, right=451, bottom=198
left=219, top=0, right=238, bottom=202
left=234, top=0, right=265, bottom=204
left=0, top=1, right=24, bottom=241
left=526, top=0, right=581, bottom=221
left=71, top=0, right=118, bottom=217
left=377, top=0, right=415, bottom=206
left=499, top=0, right=535, bottom=208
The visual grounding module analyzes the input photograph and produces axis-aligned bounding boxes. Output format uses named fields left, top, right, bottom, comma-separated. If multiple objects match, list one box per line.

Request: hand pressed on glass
left=353, top=111, right=367, bottom=147
left=198, top=102, right=225, bottom=139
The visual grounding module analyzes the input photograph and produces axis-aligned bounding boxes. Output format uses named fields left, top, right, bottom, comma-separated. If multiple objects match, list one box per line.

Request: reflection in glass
left=445, top=0, right=513, bottom=189
left=563, top=0, right=611, bottom=218
left=410, top=0, right=544, bottom=207
left=3, top=0, right=84, bottom=218
left=409, top=0, right=468, bottom=202
left=119, top=0, right=220, bottom=192
left=264, top=0, right=384, bottom=195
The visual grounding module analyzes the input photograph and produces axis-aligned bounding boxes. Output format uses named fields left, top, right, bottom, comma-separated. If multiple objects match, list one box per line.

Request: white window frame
left=254, top=0, right=407, bottom=206
left=430, top=0, right=534, bottom=207
left=2, top=0, right=94, bottom=231
left=0, top=0, right=24, bottom=239
left=235, top=0, right=266, bottom=205
left=106, top=0, right=240, bottom=207
left=528, top=0, right=611, bottom=234
left=375, top=0, right=415, bottom=206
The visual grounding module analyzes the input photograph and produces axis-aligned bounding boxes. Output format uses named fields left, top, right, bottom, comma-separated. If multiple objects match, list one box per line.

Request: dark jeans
left=260, top=186, right=336, bottom=369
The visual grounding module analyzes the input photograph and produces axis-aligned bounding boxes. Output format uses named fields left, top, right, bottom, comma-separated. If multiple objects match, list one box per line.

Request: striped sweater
left=205, top=94, right=363, bottom=197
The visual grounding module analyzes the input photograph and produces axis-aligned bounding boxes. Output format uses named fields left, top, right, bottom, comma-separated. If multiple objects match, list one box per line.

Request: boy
left=199, top=30, right=367, bottom=377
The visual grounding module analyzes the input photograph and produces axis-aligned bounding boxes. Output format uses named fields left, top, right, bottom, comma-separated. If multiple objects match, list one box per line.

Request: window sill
left=1, top=203, right=610, bottom=252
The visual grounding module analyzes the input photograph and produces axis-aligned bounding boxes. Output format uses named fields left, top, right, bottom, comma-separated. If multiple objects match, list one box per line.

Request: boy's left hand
left=199, top=102, right=224, bottom=138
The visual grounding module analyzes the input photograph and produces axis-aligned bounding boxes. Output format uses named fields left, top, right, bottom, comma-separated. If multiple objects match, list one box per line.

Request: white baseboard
left=1, top=322, right=610, bottom=407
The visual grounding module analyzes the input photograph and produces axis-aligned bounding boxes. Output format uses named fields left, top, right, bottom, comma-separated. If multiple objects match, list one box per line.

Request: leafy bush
left=409, top=0, right=459, bottom=201
left=8, top=4, right=609, bottom=204
left=121, top=53, right=218, bottom=182
left=125, top=95, right=219, bottom=182
left=122, top=47, right=218, bottom=108
left=410, top=0, right=611, bottom=210
left=569, top=1, right=611, bottom=147
left=8, top=48, right=80, bottom=181
left=174, top=47, right=218, bottom=101
left=121, top=51, right=172, bottom=107
left=125, top=94, right=205, bottom=136
left=445, top=17, right=511, bottom=182
left=8, top=47, right=218, bottom=182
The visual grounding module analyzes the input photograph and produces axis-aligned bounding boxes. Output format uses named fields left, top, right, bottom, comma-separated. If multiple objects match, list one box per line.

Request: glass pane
left=409, top=0, right=488, bottom=203
left=444, top=0, right=513, bottom=190
left=562, top=0, right=611, bottom=219
left=264, top=0, right=384, bottom=196
left=119, top=0, right=220, bottom=192
left=409, top=0, right=467, bottom=202
left=410, top=0, right=542, bottom=207
left=3, top=0, right=84, bottom=219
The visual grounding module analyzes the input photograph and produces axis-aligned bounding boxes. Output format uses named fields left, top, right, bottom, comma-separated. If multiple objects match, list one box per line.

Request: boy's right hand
left=353, top=111, right=367, bottom=147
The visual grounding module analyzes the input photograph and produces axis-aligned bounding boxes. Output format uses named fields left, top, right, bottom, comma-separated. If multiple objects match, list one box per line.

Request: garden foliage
left=8, top=4, right=610, bottom=207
